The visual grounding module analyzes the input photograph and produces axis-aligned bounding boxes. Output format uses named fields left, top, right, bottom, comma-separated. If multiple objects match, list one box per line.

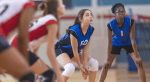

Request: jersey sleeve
left=131, top=19, right=135, bottom=27
left=45, top=20, right=58, bottom=27
left=23, top=1, right=37, bottom=9
left=11, top=37, right=18, bottom=48
left=0, top=27, right=4, bottom=36
left=107, top=23, right=112, bottom=31
left=91, top=27, right=94, bottom=35
left=68, top=30, right=78, bottom=39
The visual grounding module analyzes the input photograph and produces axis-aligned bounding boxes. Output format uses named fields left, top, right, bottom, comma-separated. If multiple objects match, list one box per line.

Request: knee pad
left=42, top=69, right=56, bottom=82
left=29, top=51, right=39, bottom=66
left=62, top=63, right=75, bottom=77
left=0, top=35, right=10, bottom=53
left=38, top=75, right=43, bottom=79
left=19, top=72, right=35, bottom=82
left=88, top=58, right=99, bottom=71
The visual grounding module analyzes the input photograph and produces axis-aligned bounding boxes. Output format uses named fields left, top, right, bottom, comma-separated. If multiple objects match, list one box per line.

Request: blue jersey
left=108, top=17, right=134, bottom=46
left=55, top=24, right=94, bottom=53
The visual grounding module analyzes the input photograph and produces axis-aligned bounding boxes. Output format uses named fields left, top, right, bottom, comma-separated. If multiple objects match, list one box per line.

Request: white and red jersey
left=11, top=14, right=58, bottom=48
left=0, top=0, right=37, bottom=37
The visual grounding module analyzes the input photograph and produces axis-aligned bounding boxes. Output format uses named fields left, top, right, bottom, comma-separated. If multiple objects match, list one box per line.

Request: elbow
left=47, top=50, right=55, bottom=58
left=47, top=47, right=54, bottom=55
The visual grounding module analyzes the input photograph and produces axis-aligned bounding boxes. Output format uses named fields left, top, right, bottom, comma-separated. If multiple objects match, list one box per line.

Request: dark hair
left=66, top=9, right=91, bottom=33
left=39, top=0, right=60, bottom=39
left=111, top=3, right=124, bottom=14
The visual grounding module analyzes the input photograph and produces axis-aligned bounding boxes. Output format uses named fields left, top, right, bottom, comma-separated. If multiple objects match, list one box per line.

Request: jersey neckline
left=115, top=17, right=125, bottom=29
left=78, top=23, right=89, bottom=37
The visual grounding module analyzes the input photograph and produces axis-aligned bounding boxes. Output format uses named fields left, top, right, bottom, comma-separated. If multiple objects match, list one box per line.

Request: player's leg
left=29, top=51, right=49, bottom=75
left=124, top=45, right=146, bottom=82
left=88, top=57, right=98, bottom=82
left=129, top=52, right=146, bottom=82
left=98, top=46, right=122, bottom=82
left=36, top=75, right=43, bottom=82
left=72, top=53, right=98, bottom=82
left=98, top=54, right=117, bottom=82
left=56, top=49, right=75, bottom=82
left=0, top=35, right=34, bottom=81
left=29, top=51, right=56, bottom=82
left=33, top=47, right=40, bottom=56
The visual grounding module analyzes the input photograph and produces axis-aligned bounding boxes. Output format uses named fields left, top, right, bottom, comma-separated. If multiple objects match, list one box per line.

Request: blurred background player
left=11, top=0, right=65, bottom=82
left=55, top=9, right=99, bottom=82
left=98, top=3, right=146, bottom=82
left=0, top=0, right=37, bottom=81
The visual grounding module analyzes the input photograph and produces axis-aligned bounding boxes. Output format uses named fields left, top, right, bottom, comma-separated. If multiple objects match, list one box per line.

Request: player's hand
left=135, top=57, right=143, bottom=67
left=104, top=61, right=111, bottom=71
left=84, top=67, right=89, bottom=75
left=0, top=67, right=6, bottom=77
left=83, top=64, right=89, bottom=75
left=80, top=67, right=87, bottom=80
left=83, top=67, right=89, bottom=80
left=83, top=63, right=89, bottom=75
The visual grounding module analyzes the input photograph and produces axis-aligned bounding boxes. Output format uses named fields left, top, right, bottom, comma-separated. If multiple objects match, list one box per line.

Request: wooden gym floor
left=1, top=68, right=150, bottom=82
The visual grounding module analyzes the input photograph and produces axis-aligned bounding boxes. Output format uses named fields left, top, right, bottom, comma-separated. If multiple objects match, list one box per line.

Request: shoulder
left=125, top=16, right=130, bottom=19
left=125, top=17, right=135, bottom=26
left=109, top=18, right=116, bottom=29
left=125, top=16, right=132, bottom=21
left=109, top=18, right=116, bottom=27
left=107, top=23, right=110, bottom=27
left=107, top=23, right=113, bottom=31
left=42, top=14, right=57, bottom=22
left=68, top=24, right=80, bottom=39
left=69, top=24, right=79, bottom=31
left=69, top=24, right=79, bottom=34
left=110, top=18, right=116, bottom=23
left=22, top=0, right=37, bottom=9
left=41, top=14, right=58, bottom=26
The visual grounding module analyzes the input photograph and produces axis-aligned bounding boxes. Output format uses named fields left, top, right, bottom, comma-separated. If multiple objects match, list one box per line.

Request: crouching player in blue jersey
left=98, top=3, right=146, bottom=82
left=55, top=9, right=99, bottom=82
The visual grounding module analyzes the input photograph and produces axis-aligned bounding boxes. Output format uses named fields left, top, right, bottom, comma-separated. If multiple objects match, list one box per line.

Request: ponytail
left=39, top=0, right=59, bottom=39
left=66, top=17, right=80, bottom=34
left=39, top=2, right=45, bottom=10
left=74, top=16, right=80, bottom=25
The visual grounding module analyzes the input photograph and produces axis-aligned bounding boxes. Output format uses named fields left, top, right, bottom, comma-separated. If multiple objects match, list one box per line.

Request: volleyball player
left=55, top=9, right=99, bottom=82
left=0, top=0, right=36, bottom=81
left=98, top=3, right=146, bottom=82
left=11, top=0, right=65, bottom=82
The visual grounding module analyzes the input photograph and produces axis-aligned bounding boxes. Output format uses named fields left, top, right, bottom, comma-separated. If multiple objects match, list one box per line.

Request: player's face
left=115, top=7, right=125, bottom=19
left=80, top=10, right=93, bottom=25
left=57, top=0, right=65, bottom=17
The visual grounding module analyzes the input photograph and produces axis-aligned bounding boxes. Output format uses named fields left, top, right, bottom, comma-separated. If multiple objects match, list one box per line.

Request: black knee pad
left=42, top=69, right=56, bottom=82
left=0, top=35, right=10, bottom=53
left=29, top=51, right=39, bottom=66
left=19, top=72, right=35, bottom=82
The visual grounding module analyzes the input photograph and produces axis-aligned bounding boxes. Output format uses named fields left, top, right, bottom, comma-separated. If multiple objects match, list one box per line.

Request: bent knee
left=135, top=58, right=143, bottom=68
left=88, top=58, right=99, bottom=71
left=62, top=63, right=75, bottom=77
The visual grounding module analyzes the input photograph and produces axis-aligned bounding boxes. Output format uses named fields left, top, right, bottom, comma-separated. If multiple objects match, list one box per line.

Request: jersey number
left=121, top=31, right=123, bottom=36
left=0, top=4, right=9, bottom=15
